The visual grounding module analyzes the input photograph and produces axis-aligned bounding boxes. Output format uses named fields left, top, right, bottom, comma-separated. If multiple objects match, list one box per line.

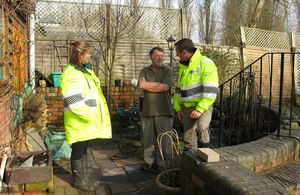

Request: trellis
left=294, top=33, right=300, bottom=105
left=34, top=1, right=184, bottom=85
left=243, top=27, right=290, bottom=50
left=35, top=1, right=183, bottom=41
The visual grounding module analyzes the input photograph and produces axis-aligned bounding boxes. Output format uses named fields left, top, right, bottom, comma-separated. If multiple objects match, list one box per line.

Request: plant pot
left=156, top=169, right=180, bottom=195
left=115, top=79, right=121, bottom=87
left=123, top=81, right=130, bottom=86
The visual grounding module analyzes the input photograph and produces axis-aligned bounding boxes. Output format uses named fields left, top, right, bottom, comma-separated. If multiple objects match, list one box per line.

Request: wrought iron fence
left=216, top=52, right=300, bottom=147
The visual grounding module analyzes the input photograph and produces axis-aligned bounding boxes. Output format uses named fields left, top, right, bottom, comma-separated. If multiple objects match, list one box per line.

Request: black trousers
left=71, top=141, right=89, bottom=160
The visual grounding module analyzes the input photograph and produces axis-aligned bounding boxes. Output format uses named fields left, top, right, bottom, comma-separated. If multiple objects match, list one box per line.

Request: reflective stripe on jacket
left=60, top=63, right=112, bottom=144
left=174, top=49, right=219, bottom=113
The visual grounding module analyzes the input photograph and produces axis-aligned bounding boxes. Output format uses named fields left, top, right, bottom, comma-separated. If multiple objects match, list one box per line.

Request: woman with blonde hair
left=60, top=41, right=111, bottom=191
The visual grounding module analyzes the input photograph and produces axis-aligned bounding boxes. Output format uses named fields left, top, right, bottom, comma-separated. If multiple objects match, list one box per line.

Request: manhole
left=265, top=160, right=300, bottom=189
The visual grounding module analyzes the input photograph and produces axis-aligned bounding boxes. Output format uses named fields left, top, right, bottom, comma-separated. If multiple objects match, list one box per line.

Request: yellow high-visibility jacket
left=60, top=63, right=111, bottom=144
left=174, top=49, right=219, bottom=113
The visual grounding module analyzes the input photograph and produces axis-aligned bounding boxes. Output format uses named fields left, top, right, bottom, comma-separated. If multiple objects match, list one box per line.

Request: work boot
left=71, top=158, right=94, bottom=192
left=83, top=154, right=100, bottom=187
left=198, top=142, right=210, bottom=148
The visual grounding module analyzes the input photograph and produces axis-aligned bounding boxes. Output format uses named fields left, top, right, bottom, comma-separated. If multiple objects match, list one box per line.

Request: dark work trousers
left=141, top=116, right=173, bottom=168
left=71, top=141, right=89, bottom=160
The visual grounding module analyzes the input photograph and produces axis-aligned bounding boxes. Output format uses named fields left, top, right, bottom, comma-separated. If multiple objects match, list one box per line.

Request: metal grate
left=265, top=160, right=300, bottom=190
left=244, top=27, right=290, bottom=50
left=35, top=1, right=182, bottom=41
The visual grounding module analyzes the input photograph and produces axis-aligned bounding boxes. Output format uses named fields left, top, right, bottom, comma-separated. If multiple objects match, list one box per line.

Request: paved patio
left=52, top=134, right=171, bottom=195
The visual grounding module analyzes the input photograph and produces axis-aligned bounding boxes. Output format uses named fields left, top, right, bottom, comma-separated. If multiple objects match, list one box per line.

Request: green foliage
left=161, top=170, right=180, bottom=188
left=212, top=102, right=225, bottom=120
left=200, top=45, right=241, bottom=85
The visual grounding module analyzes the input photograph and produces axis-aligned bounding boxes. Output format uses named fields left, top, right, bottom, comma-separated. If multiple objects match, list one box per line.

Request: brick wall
left=35, top=86, right=138, bottom=127
left=180, top=135, right=300, bottom=195
left=109, top=86, right=137, bottom=114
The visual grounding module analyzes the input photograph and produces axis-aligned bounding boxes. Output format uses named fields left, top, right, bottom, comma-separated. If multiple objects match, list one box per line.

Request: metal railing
left=216, top=52, right=300, bottom=147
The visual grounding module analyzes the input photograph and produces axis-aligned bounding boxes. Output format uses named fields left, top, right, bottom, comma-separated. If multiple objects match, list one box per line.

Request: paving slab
left=88, top=168, right=129, bottom=184
left=89, top=163, right=100, bottom=169
left=53, top=174, right=73, bottom=188
left=109, top=182, right=137, bottom=194
left=53, top=160, right=72, bottom=174
left=124, top=165, right=158, bottom=182
left=91, top=149, right=120, bottom=160
left=87, top=153, right=96, bottom=164
left=54, top=187, right=65, bottom=195
left=89, top=145, right=104, bottom=151
left=65, top=187, right=80, bottom=195
left=135, top=179, right=158, bottom=191
left=112, top=156, right=144, bottom=167
left=95, top=159, right=117, bottom=169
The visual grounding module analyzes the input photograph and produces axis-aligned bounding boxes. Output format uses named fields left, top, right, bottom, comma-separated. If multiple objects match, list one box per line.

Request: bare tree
left=292, top=0, right=300, bottom=32
left=178, top=0, right=196, bottom=39
left=75, top=0, right=145, bottom=95
left=221, top=0, right=289, bottom=47
left=197, top=0, right=216, bottom=44
left=159, top=0, right=173, bottom=8
left=249, top=0, right=266, bottom=28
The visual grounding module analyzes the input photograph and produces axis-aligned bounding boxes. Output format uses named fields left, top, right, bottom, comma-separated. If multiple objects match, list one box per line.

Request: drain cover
left=265, top=160, right=300, bottom=190
left=94, top=184, right=111, bottom=195
left=78, top=184, right=111, bottom=195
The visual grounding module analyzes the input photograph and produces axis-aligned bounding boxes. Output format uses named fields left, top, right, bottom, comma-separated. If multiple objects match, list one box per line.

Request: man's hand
left=190, top=110, right=202, bottom=119
left=177, top=110, right=184, bottom=123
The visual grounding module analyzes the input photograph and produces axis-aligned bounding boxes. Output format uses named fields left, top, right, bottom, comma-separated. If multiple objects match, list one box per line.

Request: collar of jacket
left=73, top=64, right=91, bottom=75
left=179, top=48, right=201, bottom=69
left=179, top=48, right=197, bottom=66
